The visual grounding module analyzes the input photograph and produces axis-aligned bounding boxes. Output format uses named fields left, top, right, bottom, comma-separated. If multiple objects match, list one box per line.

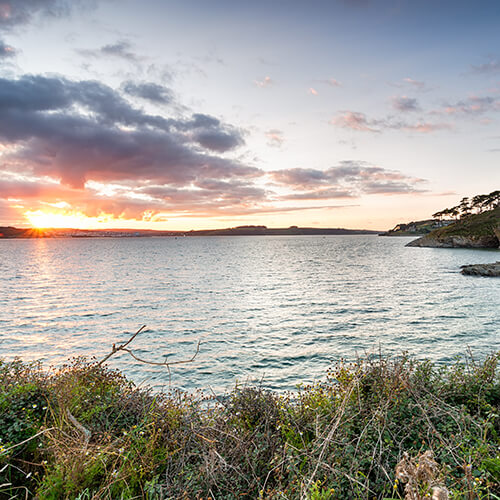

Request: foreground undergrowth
left=1, top=352, right=499, bottom=499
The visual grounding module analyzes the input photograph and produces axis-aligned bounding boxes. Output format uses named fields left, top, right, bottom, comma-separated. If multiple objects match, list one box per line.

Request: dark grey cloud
left=0, top=74, right=251, bottom=192
left=391, top=96, right=420, bottom=112
left=192, top=128, right=243, bottom=152
left=471, top=57, right=500, bottom=75
left=270, top=161, right=427, bottom=197
left=123, top=81, right=172, bottom=104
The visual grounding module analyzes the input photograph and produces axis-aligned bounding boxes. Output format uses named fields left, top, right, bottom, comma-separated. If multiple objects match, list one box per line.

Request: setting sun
left=24, top=209, right=113, bottom=229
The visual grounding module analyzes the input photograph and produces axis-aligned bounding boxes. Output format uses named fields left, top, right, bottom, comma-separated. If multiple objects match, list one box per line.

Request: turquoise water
left=0, top=236, right=498, bottom=392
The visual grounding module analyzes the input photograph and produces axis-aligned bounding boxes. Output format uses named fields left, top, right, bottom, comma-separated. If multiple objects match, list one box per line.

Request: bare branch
left=96, top=326, right=201, bottom=386
left=97, top=325, right=147, bottom=366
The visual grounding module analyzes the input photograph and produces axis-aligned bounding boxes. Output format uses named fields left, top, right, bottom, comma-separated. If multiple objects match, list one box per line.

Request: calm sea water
left=0, top=236, right=498, bottom=392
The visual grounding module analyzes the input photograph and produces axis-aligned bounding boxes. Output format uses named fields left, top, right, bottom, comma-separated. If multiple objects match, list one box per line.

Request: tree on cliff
left=433, top=190, right=499, bottom=220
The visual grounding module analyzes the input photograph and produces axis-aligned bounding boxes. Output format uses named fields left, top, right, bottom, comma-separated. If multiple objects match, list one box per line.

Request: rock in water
left=460, top=262, right=500, bottom=277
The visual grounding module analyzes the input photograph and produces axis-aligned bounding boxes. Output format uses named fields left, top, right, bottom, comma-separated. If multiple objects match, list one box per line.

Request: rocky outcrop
left=406, top=234, right=499, bottom=248
left=461, top=262, right=500, bottom=277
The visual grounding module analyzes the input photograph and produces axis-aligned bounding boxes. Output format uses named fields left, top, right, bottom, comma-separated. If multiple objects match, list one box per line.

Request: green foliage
left=0, top=353, right=499, bottom=499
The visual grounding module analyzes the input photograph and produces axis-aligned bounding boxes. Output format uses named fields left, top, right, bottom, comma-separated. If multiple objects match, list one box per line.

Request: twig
left=97, top=325, right=147, bottom=366
left=97, top=325, right=201, bottom=386
left=0, top=428, right=57, bottom=455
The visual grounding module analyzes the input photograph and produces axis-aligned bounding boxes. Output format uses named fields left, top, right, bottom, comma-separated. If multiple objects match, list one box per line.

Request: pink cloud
left=331, top=111, right=379, bottom=132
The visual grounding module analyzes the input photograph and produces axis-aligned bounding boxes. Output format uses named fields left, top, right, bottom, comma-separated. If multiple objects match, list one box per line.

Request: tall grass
left=1, top=352, right=499, bottom=499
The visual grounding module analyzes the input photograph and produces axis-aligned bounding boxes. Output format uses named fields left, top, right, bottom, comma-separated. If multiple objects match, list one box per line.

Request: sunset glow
left=0, top=0, right=498, bottom=232
left=24, top=210, right=114, bottom=229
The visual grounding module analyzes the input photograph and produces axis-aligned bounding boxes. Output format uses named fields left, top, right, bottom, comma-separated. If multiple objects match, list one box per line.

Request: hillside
left=406, top=206, right=500, bottom=248
left=379, top=219, right=453, bottom=236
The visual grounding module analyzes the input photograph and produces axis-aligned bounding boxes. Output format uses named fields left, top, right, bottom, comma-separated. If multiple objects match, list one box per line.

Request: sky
left=0, top=0, right=499, bottom=231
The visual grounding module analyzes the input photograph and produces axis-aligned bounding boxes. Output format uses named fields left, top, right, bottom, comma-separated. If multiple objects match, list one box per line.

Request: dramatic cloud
left=471, top=57, right=500, bottom=75
left=254, top=76, right=273, bottom=88
left=270, top=161, right=427, bottom=198
left=391, top=96, right=420, bottom=112
left=0, top=74, right=252, bottom=206
left=122, top=81, right=173, bottom=104
left=265, top=129, right=284, bottom=147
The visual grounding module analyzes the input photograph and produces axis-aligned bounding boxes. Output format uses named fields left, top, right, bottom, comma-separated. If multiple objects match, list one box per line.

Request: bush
left=0, top=353, right=498, bottom=499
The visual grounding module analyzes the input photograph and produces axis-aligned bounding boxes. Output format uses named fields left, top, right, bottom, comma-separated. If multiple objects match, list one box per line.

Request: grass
left=1, top=352, right=499, bottom=499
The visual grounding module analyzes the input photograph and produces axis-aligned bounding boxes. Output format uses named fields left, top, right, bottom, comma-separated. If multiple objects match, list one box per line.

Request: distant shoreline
left=0, top=225, right=380, bottom=239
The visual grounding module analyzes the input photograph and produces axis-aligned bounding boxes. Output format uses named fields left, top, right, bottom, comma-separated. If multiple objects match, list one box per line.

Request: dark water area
left=0, top=235, right=498, bottom=393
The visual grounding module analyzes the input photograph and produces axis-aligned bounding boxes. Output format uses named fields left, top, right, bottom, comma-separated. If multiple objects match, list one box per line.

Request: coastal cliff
left=406, top=206, right=500, bottom=248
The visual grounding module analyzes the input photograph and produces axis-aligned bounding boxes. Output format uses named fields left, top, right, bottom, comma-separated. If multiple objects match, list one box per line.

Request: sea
left=0, top=235, right=498, bottom=393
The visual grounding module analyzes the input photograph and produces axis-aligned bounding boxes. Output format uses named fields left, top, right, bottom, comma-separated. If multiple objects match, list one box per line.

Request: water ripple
left=0, top=235, right=499, bottom=392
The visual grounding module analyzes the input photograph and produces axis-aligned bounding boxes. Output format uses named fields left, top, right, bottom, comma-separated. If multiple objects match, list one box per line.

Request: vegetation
left=1, top=352, right=499, bottom=499
left=382, top=219, right=449, bottom=236
left=432, top=191, right=500, bottom=221
left=424, top=205, right=500, bottom=239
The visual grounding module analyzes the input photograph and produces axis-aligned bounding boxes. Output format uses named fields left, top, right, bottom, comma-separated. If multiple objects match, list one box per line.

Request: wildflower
left=118, top=447, right=124, bottom=454
left=32, top=404, right=37, bottom=409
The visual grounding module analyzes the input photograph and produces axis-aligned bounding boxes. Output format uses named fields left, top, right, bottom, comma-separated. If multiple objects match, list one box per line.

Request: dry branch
left=97, top=325, right=201, bottom=384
